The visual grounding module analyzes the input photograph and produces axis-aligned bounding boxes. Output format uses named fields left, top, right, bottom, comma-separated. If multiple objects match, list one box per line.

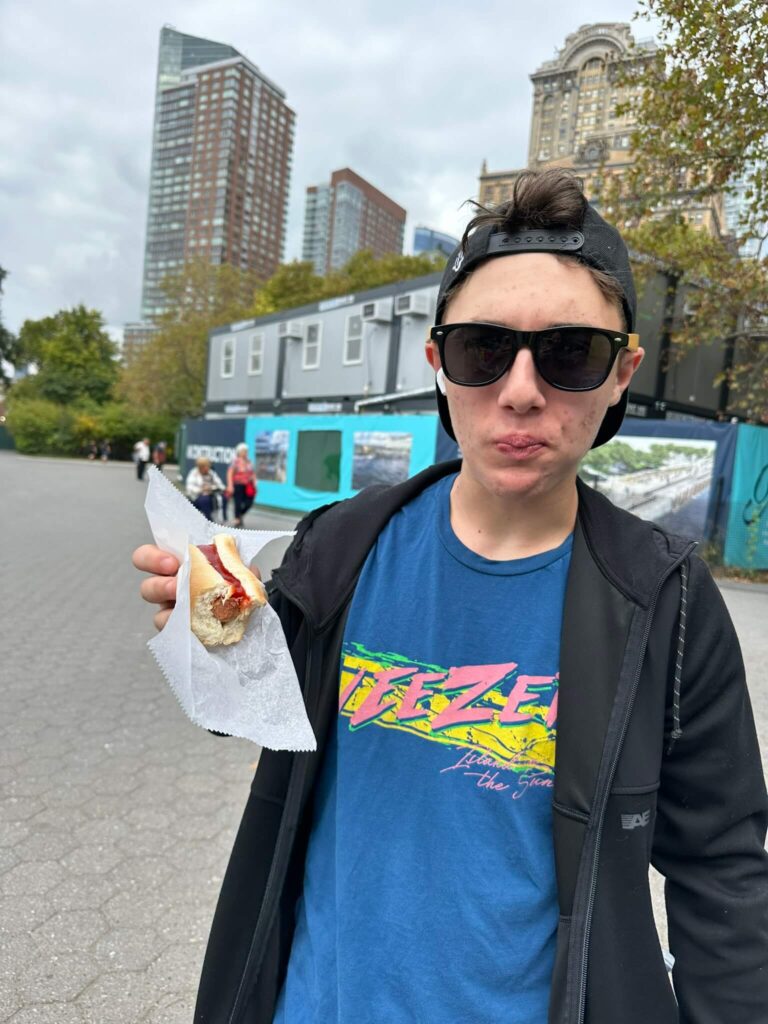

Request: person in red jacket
left=226, top=442, right=257, bottom=527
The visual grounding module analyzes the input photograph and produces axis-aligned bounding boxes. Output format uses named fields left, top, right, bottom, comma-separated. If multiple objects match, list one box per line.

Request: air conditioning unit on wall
left=394, top=292, right=430, bottom=317
left=277, top=320, right=303, bottom=341
left=361, top=298, right=393, bottom=323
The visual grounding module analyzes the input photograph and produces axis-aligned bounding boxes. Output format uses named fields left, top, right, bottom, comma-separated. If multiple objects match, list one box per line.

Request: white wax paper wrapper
left=144, top=468, right=316, bottom=751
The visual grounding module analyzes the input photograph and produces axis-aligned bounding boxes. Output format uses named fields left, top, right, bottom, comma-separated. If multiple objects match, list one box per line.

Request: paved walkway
left=0, top=454, right=297, bottom=1024
left=0, top=451, right=765, bottom=1022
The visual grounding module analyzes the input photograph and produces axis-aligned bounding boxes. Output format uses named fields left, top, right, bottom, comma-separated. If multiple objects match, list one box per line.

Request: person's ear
left=425, top=338, right=440, bottom=371
left=609, top=347, right=644, bottom=406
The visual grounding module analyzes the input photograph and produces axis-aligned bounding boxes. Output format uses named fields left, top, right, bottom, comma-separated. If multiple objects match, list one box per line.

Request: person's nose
left=496, top=345, right=546, bottom=415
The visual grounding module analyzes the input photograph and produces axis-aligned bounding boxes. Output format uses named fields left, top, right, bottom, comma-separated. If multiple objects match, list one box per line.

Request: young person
left=134, top=170, right=768, bottom=1024
left=226, top=442, right=258, bottom=527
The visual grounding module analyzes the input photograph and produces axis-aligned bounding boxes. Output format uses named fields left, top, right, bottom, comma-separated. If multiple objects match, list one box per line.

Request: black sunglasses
left=430, top=322, right=640, bottom=392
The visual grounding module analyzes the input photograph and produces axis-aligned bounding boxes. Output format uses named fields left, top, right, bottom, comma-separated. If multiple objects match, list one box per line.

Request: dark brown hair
left=451, top=168, right=627, bottom=327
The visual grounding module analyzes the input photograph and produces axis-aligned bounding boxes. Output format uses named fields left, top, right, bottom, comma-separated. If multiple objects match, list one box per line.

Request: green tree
left=324, top=250, right=446, bottom=296
left=618, top=0, right=768, bottom=241
left=251, top=261, right=326, bottom=317
left=117, top=260, right=261, bottom=420
left=0, top=266, right=20, bottom=386
left=15, top=305, right=118, bottom=405
left=601, top=0, right=768, bottom=418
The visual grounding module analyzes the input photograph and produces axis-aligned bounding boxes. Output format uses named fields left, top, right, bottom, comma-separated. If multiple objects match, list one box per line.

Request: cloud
left=0, top=0, right=649, bottom=332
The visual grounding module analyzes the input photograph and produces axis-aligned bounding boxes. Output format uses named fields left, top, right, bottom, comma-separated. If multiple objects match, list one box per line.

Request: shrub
left=6, top=397, right=77, bottom=454
left=6, top=396, right=178, bottom=460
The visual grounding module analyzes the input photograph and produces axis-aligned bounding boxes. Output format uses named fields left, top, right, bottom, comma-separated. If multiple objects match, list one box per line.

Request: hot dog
left=189, top=533, right=266, bottom=646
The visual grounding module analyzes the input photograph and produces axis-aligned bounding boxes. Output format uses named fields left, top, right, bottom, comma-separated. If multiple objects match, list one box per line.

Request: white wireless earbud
left=436, top=368, right=447, bottom=395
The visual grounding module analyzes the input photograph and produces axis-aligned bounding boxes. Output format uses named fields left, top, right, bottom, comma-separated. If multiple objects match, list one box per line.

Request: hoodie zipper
left=228, top=580, right=319, bottom=1024
left=575, top=545, right=694, bottom=1024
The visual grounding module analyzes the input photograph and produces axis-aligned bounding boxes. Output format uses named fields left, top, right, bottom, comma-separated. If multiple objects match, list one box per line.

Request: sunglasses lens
left=536, top=329, right=613, bottom=389
left=443, top=325, right=516, bottom=385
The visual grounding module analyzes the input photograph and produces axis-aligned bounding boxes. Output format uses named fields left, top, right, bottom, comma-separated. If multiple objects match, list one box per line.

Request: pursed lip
left=494, top=433, right=549, bottom=449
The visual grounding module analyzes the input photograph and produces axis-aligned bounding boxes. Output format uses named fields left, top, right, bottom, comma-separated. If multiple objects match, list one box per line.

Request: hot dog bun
left=189, top=534, right=266, bottom=647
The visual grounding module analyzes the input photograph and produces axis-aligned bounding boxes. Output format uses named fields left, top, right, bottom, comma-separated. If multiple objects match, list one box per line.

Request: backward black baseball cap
left=434, top=202, right=637, bottom=449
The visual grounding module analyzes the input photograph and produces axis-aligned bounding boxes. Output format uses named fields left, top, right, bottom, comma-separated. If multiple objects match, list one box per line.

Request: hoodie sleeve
left=651, top=556, right=768, bottom=1023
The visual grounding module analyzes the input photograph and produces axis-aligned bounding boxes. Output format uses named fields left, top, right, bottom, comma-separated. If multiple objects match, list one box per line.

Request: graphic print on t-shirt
left=274, top=477, right=571, bottom=1024
left=339, top=641, right=558, bottom=795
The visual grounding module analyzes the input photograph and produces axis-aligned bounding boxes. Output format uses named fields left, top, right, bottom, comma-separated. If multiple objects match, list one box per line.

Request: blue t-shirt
left=274, top=474, right=572, bottom=1024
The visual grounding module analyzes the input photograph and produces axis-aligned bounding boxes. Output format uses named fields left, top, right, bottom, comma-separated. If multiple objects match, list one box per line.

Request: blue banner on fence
left=724, top=424, right=768, bottom=569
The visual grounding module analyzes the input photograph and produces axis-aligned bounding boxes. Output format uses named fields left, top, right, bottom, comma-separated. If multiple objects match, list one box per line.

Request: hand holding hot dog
left=133, top=541, right=265, bottom=638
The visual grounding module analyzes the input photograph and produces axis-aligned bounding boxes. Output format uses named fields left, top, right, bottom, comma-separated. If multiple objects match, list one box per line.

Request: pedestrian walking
left=185, top=457, right=225, bottom=522
left=133, top=169, right=768, bottom=1024
left=133, top=437, right=150, bottom=481
left=86, top=439, right=98, bottom=461
left=99, top=439, right=111, bottom=462
left=226, top=442, right=257, bottom=527
left=152, top=440, right=167, bottom=474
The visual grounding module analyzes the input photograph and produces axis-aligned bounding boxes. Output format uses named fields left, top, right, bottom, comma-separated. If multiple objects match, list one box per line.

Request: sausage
left=212, top=595, right=241, bottom=623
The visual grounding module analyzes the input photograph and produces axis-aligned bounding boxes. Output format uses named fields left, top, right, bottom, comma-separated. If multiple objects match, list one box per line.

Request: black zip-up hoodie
left=195, top=462, right=768, bottom=1024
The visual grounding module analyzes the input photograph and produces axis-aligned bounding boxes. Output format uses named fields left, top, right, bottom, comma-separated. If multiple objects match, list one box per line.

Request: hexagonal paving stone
left=0, top=860, right=65, bottom=896
left=12, top=829, right=79, bottom=862
left=0, top=894, right=57, bottom=935
left=142, top=990, right=197, bottom=1023
left=0, top=821, right=31, bottom=849
left=102, top=891, right=163, bottom=931
left=0, top=931, right=37, bottom=985
left=108, top=855, right=174, bottom=893
left=0, top=847, right=20, bottom=874
left=39, top=785, right=93, bottom=810
left=154, top=902, right=210, bottom=946
left=122, top=806, right=176, bottom=831
left=73, top=818, right=130, bottom=847
left=61, top=843, right=124, bottom=876
left=174, top=772, right=223, bottom=796
left=0, top=988, right=22, bottom=1020
left=0, top=797, right=46, bottom=822
left=28, top=807, right=90, bottom=832
left=47, top=874, right=115, bottom=914
left=92, top=926, right=165, bottom=972
left=0, top=747, right=29, bottom=768
left=114, top=828, right=176, bottom=860
left=74, top=969, right=155, bottom=1024
left=15, top=952, right=101, bottom=1003
left=143, top=941, right=205, bottom=1003
left=31, top=908, right=109, bottom=954
left=78, top=795, right=125, bottom=821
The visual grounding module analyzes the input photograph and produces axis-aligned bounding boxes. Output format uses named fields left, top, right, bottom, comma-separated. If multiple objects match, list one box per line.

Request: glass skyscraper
left=301, top=168, right=405, bottom=277
left=140, top=27, right=295, bottom=321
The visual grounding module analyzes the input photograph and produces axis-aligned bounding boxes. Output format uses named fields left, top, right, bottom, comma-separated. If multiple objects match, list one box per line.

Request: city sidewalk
left=0, top=454, right=299, bottom=1023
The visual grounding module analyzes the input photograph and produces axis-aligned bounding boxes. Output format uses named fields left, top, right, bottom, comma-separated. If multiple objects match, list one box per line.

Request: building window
left=221, top=338, right=235, bottom=378
left=248, top=333, right=264, bottom=375
left=303, top=322, right=321, bottom=370
left=344, top=314, right=363, bottom=364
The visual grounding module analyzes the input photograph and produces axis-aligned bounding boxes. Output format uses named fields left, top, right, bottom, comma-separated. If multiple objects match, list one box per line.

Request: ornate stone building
left=479, top=23, right=723, bottom=234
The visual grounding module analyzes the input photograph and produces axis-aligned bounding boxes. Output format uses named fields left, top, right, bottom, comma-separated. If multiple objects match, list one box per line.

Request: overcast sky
left=0, top=0, right=656, bottom=335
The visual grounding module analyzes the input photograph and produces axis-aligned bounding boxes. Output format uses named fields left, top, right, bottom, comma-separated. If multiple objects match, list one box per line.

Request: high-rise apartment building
left=301, top=168, right=406, bottom=276
left=413, top=226, right=458, bottom=259
left=140, top=27, right=295, bottom=321
left=479, top=23, right=722, bottom=234
left=723, top=166, right=766, bottom=258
